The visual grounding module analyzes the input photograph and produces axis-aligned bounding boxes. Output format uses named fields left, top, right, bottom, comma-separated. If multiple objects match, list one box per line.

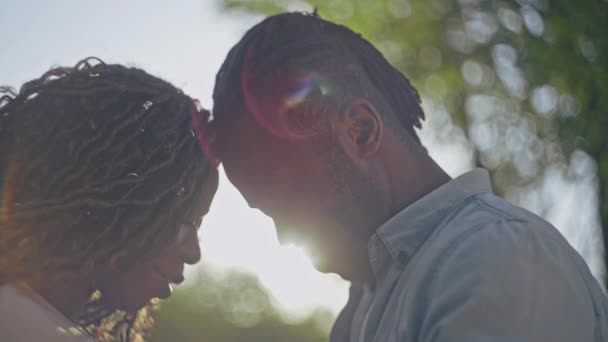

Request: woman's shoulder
left=0, top=283, right=96, bottom=342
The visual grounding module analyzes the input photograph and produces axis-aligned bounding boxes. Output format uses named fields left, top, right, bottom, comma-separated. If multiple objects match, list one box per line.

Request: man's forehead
left=213, top=110, right=250, bottom=153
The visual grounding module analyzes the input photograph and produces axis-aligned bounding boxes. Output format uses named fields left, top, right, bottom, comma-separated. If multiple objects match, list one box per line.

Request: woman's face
left=97, top=170, right=218, bottom=312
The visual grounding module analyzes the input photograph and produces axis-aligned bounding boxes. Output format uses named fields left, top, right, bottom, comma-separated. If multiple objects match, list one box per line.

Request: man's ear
left=336, top=98, right=383, bottom=159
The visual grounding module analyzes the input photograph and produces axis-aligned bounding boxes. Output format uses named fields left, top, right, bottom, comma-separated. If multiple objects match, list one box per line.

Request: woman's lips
left=153, top=265, right=185, bottom=285
left=170, top=273, right=185, bottom=285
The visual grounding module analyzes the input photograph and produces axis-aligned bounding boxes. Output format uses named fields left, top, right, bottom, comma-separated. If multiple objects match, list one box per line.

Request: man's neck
left=388, top=158, right=451, bottom=219
left=350, top=140, right=451, bottom=283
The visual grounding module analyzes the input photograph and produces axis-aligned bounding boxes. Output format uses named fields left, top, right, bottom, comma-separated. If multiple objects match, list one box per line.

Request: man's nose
left=177, top=225, right=202, bottom=265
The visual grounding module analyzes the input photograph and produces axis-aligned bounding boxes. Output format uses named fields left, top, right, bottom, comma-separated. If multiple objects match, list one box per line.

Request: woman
left=0, top=58, right=218, bottom=341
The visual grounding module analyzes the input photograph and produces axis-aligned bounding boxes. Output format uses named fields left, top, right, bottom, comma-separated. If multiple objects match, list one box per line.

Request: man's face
left=216, top=111, right=381, bottom=279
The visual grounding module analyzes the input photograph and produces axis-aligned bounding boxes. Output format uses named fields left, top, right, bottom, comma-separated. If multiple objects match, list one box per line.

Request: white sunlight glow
left=197, top=167, right=349, bottom=316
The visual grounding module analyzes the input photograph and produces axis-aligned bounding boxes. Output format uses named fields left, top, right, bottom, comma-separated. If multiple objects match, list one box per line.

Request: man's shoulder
left=398, top=196, right=606, bottom=342
left=408, top=192, right=584, bottom=288
left=452, top=191, right=549, bottom=226
left=433, top=191, right=564, bottom=251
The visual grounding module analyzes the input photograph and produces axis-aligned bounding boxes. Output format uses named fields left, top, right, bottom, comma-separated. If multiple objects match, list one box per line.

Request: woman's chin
left=113, top=288, right=170, bottom=312
left=155, top=282, right=173, bottom=300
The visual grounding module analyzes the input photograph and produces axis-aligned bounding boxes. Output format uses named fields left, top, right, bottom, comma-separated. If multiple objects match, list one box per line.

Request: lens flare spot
left=284, top=74, right=333, bottom=110
left=285, top=82, right=311, bottom=110
left=241, top=49, right=333, bottom=140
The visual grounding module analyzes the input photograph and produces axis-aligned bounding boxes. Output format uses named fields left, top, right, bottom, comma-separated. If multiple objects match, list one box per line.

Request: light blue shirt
left=331, top=169, right=608, bottom=342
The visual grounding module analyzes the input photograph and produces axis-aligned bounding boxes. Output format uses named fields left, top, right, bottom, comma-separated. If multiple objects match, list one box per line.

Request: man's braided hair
left=0, top=58, right=214, bottom=341
left=213, top=11, right=424, bottom=143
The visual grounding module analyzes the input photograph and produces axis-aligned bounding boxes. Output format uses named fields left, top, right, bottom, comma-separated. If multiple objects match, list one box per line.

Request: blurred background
left=1, top=0, right=606, bottom=340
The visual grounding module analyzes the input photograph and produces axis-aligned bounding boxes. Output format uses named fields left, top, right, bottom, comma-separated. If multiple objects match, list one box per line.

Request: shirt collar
left=368, top=168, right=494, bottom=281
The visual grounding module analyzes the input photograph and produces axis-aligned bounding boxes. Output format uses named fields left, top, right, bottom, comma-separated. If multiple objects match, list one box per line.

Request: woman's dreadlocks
left=0, top=58, right=214, bottom=341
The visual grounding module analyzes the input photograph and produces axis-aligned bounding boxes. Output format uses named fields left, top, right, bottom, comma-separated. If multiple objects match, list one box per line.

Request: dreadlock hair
left=213, top=11, right=425, bottom=144
left=0, top=58, right=215, bottom=341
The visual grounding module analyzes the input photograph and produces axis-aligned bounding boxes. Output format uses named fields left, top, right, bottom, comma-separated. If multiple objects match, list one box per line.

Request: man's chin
left=309, top=259, right=345, bottom=279
left=311, top=261, right=331, bottom=274
left=312, top=259, right=372, bottom=283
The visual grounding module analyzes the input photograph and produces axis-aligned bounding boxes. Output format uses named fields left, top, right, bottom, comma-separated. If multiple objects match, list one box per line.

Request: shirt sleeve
left=418, top=219, right=598, bottom=342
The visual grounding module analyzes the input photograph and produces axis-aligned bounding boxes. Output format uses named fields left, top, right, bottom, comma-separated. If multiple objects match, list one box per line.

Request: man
left=211, top=12, right=608, bottom=341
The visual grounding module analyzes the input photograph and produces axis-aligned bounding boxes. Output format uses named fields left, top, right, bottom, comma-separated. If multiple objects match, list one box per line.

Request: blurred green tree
left=150, top=266, right=332, bottom=342
left=220, top=0, right=608, bottom=287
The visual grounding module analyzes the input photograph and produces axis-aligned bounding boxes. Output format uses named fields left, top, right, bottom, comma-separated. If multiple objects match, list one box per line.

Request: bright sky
left=2, top=0, right=604, bottom=320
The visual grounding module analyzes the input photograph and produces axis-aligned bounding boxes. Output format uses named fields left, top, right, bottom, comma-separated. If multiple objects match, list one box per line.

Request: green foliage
left=220, top=0, right=608, bottom=285
left=150, top=266, right=331, bottom=342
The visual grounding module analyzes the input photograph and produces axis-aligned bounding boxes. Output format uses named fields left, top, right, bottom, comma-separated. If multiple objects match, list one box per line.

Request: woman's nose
left=176, top=224, right=201, bottom=265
